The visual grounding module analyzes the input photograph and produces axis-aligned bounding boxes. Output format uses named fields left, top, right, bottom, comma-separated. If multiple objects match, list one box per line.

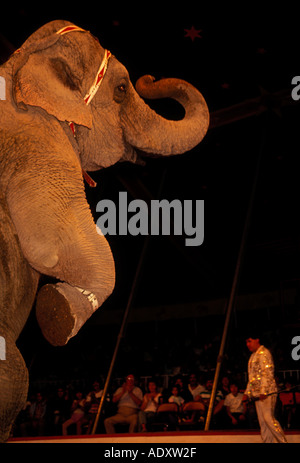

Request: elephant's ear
left=13, top=53, right=92, bottom=128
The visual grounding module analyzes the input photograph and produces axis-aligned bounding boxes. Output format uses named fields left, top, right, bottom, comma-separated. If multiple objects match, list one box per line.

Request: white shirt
left=224, top=392, right=245, bottom=414
left=114, top=387, right=143, bottom=409
left=188, top=384, right=205, bottom=400
left=143, top=393, right=161, bottom=413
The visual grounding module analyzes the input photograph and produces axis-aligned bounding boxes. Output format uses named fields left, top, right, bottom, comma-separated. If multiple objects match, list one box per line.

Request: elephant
left=0, top=19, right=209, bottom=441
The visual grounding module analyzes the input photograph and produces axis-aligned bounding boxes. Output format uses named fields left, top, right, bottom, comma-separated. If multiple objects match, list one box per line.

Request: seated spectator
left=220, top=375, right=231, bottom=397
left=20, top=392, right=47, bottom=437
left=46, top=387, right=71, bottom=435
left=84, top=380, right=104, bottom=434
left=173, top=375, right=193, bottom=403
left=179, top=373, right=206, bottom=424
left=150, top=386, right=182, bottom=431
left=224, top=382, right=247, bottom=428
left=187, top=373, right=205, bottom=401
left=138, top=379, right=161, bottom=432
left=168, top=385, right=185, bottom=409
left=104, top=374, right=143, bottom=434
left=62, top=390, right=86, bottom=435
left=198, top=378, right=224, bottom=426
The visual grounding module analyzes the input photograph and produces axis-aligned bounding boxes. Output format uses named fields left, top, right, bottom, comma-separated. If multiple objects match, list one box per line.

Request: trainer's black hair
left=243, top=326, right=264, bottom=343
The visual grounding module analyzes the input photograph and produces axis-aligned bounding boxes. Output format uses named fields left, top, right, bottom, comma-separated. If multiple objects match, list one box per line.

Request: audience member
left=138, top=379, right=161, bottom=432
left=224, top=382, right=247, bottom=428
left=220, top=375, right=231, bottom=397
left=187, top=373, right=205, bottom=401
left=62, top=390, right=86, bottom=435
left=46, top=387, right=71, bottom=435
left=20, top=392, right=47, bottom=437
left=168, top=385, right=185, bottom=408
left=104, top=374, right=143, bottom=434
left=198, top=378, right=224, bottom=426
left=173, top=375, right=193, bottom=402
left=85, top=380, right=104, bottom=434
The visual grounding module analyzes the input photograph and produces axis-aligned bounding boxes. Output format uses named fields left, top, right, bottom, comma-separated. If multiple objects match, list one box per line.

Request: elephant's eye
left=114, top=81, right=127, bottom=103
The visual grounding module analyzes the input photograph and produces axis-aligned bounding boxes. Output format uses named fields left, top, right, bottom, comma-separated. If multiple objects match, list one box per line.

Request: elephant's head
left=11, top=20, right=209, bottom=171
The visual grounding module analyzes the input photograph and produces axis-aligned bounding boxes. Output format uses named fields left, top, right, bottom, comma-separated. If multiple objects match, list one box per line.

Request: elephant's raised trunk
left=122, top=75, right=209, bottom=156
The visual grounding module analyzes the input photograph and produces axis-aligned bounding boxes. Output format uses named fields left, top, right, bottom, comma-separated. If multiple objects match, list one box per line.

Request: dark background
left=1, top=3, right=300, bottom=385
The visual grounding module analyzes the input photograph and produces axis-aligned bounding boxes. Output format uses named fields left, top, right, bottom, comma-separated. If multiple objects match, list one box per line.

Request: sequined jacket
left=245, top=345, right=278, bottom=398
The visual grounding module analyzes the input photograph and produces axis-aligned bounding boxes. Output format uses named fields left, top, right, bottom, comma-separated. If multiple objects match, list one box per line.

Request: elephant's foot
left=36, top=283, right=99, bottom=346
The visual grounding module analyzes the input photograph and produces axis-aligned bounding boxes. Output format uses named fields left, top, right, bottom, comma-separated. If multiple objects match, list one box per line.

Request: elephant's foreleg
left=7, top=159, right=115, bottom=346
left=33, top=222, right=115, bottom=346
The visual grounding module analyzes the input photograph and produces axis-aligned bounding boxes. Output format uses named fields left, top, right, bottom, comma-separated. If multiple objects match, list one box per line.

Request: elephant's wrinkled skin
left=0, top=20, right=209, bottom=441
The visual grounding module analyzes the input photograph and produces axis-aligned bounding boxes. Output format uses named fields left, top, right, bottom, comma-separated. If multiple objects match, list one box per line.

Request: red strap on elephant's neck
left=68, top=122, right=97, bottom=188
left=56, top=26, right=111, bottom=188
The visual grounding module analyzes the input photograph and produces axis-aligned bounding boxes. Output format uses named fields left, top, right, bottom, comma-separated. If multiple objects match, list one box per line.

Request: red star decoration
left=257, top=47, right=267, bottom=54
left=184, top=26, right=202, bottom=42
